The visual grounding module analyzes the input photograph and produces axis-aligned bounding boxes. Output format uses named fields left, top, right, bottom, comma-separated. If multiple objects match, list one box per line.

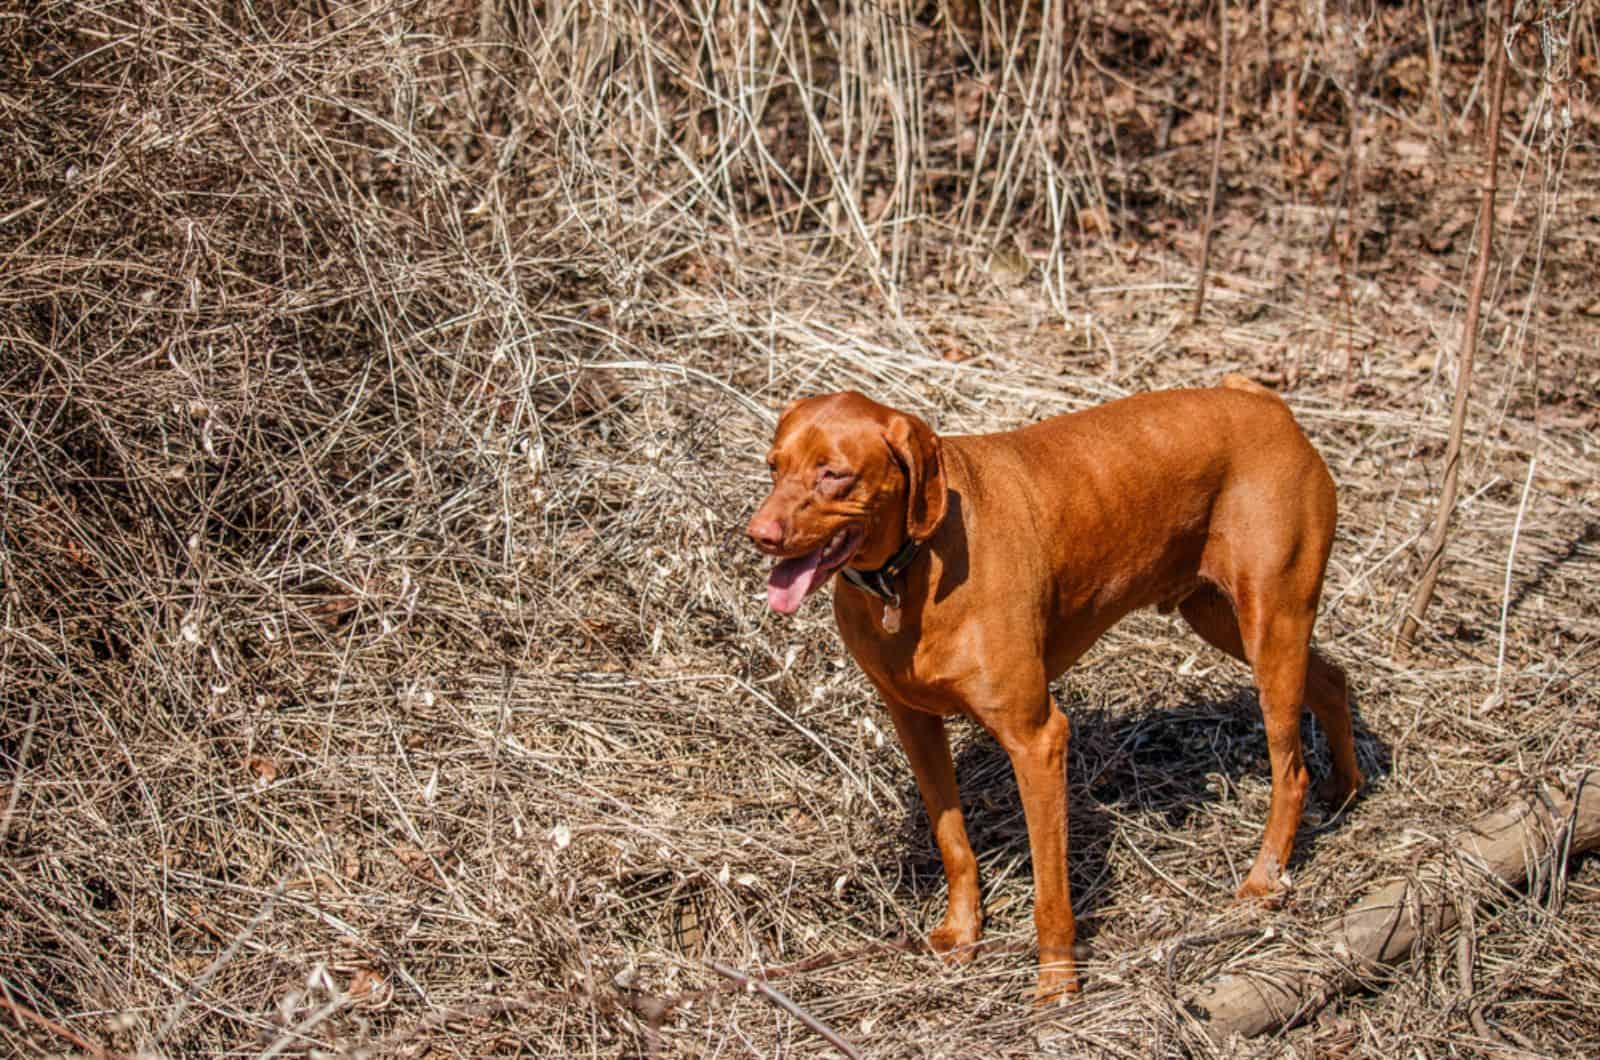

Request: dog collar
left=840, top=538, right=920, bottom=607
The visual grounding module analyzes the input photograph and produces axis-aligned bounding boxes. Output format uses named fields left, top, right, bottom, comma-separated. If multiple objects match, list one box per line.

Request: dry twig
left=1192, top=0, right=1230, bottom=323
left=707, top=960, right=863, bottom=1059
left=1397, top=0, right=1514, bottom=652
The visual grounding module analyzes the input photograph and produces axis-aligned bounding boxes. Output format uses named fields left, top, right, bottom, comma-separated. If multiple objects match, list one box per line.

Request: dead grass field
left=2, top=2, right=1598, bottom=1056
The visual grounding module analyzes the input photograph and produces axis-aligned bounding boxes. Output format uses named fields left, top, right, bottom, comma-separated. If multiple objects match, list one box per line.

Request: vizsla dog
left=746, top=375, right=1363, bottom=1003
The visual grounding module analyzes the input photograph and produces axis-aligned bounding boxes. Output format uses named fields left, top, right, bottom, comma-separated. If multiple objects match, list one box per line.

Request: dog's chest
left=834, top=594, right=989, bottom=717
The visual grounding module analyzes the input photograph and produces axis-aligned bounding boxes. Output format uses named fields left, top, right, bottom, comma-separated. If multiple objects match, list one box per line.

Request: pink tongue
left=767, top=548, right=826, bottom=613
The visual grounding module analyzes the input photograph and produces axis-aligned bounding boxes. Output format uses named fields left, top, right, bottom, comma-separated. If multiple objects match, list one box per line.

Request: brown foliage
left=1, top=1, right=1596, bottom=1056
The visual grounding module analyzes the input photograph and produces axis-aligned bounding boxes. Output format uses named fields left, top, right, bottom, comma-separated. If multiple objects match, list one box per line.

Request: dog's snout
left=747, top=514, right=785, bottom=551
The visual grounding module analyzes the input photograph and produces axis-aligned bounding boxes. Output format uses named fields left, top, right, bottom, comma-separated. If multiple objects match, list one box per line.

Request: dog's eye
left=816, top=468, right=855, bottom=496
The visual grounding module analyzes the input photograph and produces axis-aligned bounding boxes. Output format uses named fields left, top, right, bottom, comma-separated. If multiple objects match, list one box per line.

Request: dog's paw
left=1315, top=770, right=1364, bottom=809
left=929, top=920, right=981, bottom=964
left=1234, top=876, right=1274, bottom=900
left=1235, top=868, right=1292, bottom=906
left=1033, top=966, right=1081, bottom=1007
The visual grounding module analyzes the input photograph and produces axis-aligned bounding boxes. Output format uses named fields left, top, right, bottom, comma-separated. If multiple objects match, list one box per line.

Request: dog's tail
left=1220, top=372, right=1281, bottom=399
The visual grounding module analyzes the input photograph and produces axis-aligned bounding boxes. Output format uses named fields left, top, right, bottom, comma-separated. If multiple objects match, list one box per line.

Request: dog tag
left=881, top=602, right=901, bottom=633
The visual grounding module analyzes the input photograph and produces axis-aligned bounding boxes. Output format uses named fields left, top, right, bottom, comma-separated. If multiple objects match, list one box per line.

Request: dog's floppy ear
left=885, top=412, right=948, bottom=542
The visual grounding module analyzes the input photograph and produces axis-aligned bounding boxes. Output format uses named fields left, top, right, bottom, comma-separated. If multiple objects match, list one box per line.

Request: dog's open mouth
left=766, top=526, right=864, bottom=614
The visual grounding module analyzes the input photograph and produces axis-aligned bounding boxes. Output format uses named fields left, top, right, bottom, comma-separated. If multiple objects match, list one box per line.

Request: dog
left=746, top=375, right=1363, bottom=1003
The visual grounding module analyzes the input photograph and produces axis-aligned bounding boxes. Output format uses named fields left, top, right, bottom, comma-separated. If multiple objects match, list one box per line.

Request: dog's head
left=746, top=391, right=947, bottom=614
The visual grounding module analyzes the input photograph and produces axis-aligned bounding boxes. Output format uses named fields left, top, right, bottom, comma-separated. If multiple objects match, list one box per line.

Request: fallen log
left=1184, top=769, right=1600, bottom=1040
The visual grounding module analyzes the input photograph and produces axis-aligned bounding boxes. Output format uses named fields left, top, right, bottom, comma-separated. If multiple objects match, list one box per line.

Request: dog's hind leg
left=1179, top=585, right=1362, bottom=810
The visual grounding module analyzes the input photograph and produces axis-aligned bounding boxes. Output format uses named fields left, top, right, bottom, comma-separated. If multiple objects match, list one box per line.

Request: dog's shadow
left=888, top=681, right=1391, bottom=947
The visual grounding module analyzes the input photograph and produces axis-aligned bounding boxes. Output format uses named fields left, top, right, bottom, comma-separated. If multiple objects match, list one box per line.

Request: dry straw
left=2, top=2, right=1596, bottom=1056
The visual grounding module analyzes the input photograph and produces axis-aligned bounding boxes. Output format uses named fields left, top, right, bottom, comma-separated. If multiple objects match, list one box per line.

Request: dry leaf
left=308, top=595, right=357, bottom=628
left=246, top=755, right=278, bottom=786
left=393, top=842, right=439, bottom=883
left=1393, top=139, right=1431, bottom=164
left=1427, top=212, right=1472, bottom=253
left=348, top=968, right=384, bottom=998
left=1075, top=207, right=1107, bottom=235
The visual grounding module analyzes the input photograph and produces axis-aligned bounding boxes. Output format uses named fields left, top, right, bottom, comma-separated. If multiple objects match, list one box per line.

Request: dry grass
left=2, top=1, right=1597, bottom=1056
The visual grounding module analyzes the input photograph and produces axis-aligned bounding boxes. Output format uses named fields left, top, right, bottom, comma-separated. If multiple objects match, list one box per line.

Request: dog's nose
left=747, top=514, right=785, bottom=551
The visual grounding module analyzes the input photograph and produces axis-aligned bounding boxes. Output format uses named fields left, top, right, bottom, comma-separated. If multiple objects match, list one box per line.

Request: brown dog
left=746, top=376, right=1363, bottom=1003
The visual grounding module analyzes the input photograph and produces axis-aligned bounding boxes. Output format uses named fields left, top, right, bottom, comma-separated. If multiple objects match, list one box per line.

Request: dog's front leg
left=988, top=694, right=1079, bottom=1004
left=883, top=699, right=983, bottom=959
